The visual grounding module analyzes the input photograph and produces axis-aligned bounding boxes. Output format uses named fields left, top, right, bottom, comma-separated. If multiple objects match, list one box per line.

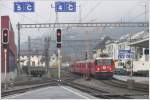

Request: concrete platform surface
left=3, top=86, right=97, bottom=99
left=113, top=75, right=149, bottom=85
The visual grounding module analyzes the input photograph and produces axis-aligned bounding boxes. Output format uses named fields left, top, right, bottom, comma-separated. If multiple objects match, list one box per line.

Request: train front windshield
left=96, top=59, right=112, bottom=66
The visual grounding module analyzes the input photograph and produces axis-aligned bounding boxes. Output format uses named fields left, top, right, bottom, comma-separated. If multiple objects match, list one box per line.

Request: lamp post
left=129, top=33, right=133, bottom=77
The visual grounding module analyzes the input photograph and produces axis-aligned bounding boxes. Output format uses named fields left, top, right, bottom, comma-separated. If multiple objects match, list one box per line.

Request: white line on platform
left=61, top=86, right=90, bottom=99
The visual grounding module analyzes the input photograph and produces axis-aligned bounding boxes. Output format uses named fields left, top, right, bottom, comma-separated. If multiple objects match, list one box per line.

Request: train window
left=95, top=60, right=97, bottom=65
left=96, top=59, right=112, bottom=66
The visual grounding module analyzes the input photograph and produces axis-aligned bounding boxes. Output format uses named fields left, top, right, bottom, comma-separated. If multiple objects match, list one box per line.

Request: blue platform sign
left=55, top=2, right=76, bottom=12
left=14, top=2, right=34, bottom=12
left=118, top=50, right=133, bottom=59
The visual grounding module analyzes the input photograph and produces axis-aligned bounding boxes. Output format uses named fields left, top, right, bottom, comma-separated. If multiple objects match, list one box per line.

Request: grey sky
left=0, top=0, right=149, bottom=44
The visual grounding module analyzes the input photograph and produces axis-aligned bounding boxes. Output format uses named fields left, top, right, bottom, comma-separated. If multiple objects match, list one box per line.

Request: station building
left=1, top=16, right=17, bottom=82
left=20, top=55, right=45, bottom=67
left=105, top=40, right=118, bottom=60
left=128, top=31, right=149, bottom=73
left=104, top=30, right=149, bottom=74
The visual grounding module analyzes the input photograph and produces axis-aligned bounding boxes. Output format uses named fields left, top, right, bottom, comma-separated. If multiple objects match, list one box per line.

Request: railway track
left=100, top=78, right=149, bottom=92
left=61, top=73, right=148, bottom=99
left=1, top=72, right=79, bottom=97
left=1, top=79, right=58, bottom=97
left=61, top=72, right=148, bottom=99
left=2, top=72, right=148, bottom=99
left=62, top=81, right=133, bottom=99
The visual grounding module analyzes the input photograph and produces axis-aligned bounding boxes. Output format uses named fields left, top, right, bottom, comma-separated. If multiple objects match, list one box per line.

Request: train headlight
left=97, top=67, right=100, bottom=71
left=109, top=67, right=112, bottom=71
left=103, top=66, right=106, bottom=69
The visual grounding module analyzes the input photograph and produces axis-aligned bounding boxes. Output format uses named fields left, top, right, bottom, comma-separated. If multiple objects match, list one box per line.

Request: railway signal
left=56, top=29, right=62, bottom=82
left=57, top=29, right=61, bottom=42
left=56, top=29, right=61, bottom=48
left=2, top=28, right=9, bottom=48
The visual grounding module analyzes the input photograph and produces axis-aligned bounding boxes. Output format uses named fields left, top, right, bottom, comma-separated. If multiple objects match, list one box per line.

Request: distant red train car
left=69, top=57, right=115, bottom=79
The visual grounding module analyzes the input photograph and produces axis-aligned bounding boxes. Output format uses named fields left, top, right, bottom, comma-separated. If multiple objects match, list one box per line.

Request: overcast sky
left=0, top=0, right=149, bottom=44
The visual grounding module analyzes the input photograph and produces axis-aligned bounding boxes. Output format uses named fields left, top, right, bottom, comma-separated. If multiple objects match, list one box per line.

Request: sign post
left=4, top=49, right=7, bottom=89
left=2, top=28, right=9, bottom=89
left=56, top=29, right=62, bottom=82
left=58, top=49, right=61, bottom=81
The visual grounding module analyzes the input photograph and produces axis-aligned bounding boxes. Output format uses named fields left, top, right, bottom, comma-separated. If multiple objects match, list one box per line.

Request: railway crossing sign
left=14, top=2, right=34, bottom=12
left=118, top=50, right=134, bottom=59
left=55, top=1, right=76, bottom=12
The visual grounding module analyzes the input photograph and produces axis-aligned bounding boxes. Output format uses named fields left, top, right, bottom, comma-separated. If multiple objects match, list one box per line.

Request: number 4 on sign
left=58, top=5, right=63, bottom=10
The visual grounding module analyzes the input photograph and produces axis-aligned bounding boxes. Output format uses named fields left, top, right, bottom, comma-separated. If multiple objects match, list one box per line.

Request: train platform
left=113, top=75, right=149, bottom=85
left=3, top=86, right=97, bottom=99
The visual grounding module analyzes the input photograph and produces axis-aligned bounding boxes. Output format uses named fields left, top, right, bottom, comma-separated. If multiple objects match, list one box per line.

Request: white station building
left=104, top=30, right=149, bottom=73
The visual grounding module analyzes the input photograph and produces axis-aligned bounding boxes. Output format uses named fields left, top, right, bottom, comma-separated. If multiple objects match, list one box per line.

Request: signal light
left=57, top=43, right=61, bottom=48
left=2, top=29, right=9, bottom=47
left=56, top=29, right=62, bottom=48
left=144, top=49, right=149, bottom=54
left=57, top=29, right=61, bottom=42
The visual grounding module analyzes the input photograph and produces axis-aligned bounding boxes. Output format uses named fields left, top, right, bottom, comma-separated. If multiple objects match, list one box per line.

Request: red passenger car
left=70, top=57, right=115, bottom=79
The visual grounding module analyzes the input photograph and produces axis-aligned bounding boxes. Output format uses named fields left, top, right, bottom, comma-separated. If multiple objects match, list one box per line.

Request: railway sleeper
left=101, top=80, right=148, bottom=92
left=2, top=82, right=58, bottom=97
left=93, top=93, right=148, bottom=99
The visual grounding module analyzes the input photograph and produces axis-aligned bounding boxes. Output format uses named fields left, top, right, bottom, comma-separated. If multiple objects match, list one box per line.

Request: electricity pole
left=129, top=33, right=133, bottom=77
left=44, top=37, right=50, bottom=77
left=4, top=49, right=7, bottom=89
left=79, top=5, right=82, bottom=23
left=28, top=36, right=31, bottom=75
left=17, top=22, right=21, bottom=76
left=85, top=31, right=90, bottom=80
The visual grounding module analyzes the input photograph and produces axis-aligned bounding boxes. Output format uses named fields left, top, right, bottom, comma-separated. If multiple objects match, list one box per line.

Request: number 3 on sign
left=16, top=4, right=22, bottom=11
left=14, top=3, right=22, bottom=12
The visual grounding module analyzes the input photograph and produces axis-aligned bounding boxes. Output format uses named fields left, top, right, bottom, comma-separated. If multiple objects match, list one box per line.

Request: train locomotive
left=69, top=56, right=115, bottom=79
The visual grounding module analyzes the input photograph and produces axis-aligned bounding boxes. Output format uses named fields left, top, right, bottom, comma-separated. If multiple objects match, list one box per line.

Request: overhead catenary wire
left=122, top=0, right=148, bottom=22
left=82, top=0, right=103, bottom=22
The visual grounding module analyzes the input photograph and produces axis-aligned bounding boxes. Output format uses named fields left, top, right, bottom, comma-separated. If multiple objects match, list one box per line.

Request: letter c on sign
left=27, top=4, right=32, bottom=11
left=68, top=4, right=73, bottom=11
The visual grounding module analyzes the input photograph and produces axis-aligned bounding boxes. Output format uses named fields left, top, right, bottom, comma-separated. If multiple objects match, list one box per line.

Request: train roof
left=75, top=57, right=113, bottom=64
left=75, top=59, right=94, bottom=63
left=95, top=57, right=113, bottom=59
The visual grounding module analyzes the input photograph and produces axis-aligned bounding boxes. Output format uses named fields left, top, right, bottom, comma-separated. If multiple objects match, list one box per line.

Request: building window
left=32, top=61, right=35, bottom=66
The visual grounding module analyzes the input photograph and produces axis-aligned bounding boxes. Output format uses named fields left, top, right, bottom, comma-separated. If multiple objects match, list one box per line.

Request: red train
left=69, top=57, right=115, bottom=79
